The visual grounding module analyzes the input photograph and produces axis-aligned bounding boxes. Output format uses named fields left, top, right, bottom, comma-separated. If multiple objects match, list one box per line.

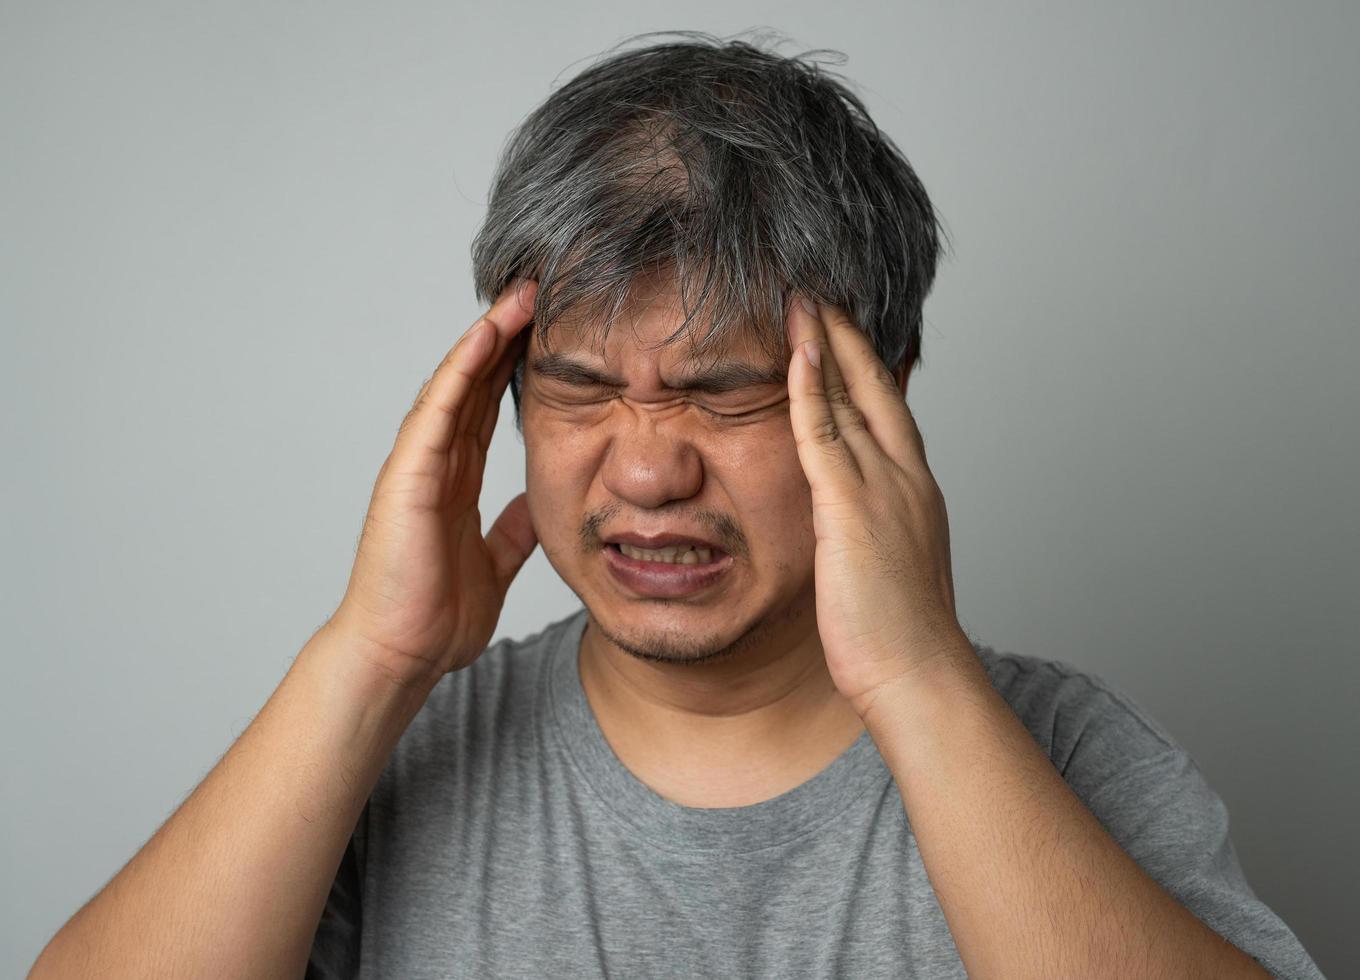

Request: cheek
left=714, top=421, right=810, bottom=490
left=523, top=412, right=597, bottom=486
left=522, top=414, right=596, bottom=546
left=755, top=476, right=817, bottom=565
left=719, top=431, right=817, bottom=564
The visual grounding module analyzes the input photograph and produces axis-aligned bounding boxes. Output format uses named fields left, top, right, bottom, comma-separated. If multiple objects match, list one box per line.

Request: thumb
left=485, top=491, right=538, bottom=597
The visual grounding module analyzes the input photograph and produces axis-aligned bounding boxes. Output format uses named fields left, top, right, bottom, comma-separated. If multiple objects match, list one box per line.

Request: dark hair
left=469, top=29, right=951, bottom=431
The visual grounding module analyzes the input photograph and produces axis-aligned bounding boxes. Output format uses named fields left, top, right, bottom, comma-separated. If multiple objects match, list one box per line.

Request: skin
left=518, top=270, right=905, bottom=805
left=27, top=274, right=1272, bottom=978
left=26, top=279, right=547, bottom=979
left=782, top=295, right=1271, bottom=977
left=327, top=279, right=544, bottom=685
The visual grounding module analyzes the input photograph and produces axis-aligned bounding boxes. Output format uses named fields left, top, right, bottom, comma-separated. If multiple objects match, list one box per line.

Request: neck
left=576, top=606, right=867, bottom=806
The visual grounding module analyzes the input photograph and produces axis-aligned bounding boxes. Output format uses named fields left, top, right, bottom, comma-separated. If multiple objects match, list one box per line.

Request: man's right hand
left=25, top=279, right=545, bottom=980
left=327, top=278, right=541, bottom=688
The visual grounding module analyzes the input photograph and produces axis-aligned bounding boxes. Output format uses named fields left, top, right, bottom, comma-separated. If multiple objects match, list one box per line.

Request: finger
left=406, top=281, right=531, bottom=410
left=390, top=280, right=535, bottom=470
left=815, top=302, right=927, bottom=469
left=408, top=278, right=536, bottom=425
left=485, top=491, right=538, bottom=598
left=786, top=295, right=878, bottom=459
left=787, top=329, right=864, bottom=493
left=457, top=278, right=538, bottom=442
left=460, top=334, right=500, bottom=446
left=477, top=329, right=529, bottom=452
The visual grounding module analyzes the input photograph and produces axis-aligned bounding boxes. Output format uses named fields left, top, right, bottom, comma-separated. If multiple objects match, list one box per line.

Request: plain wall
left=3, top=2, right=1355, bottom=976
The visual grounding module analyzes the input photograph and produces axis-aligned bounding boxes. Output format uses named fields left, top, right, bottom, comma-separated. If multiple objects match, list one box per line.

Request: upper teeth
left=618, top=543, right=715, bottom=564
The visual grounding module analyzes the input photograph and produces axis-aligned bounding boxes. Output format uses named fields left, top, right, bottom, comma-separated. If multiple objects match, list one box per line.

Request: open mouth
left=602, top=542, right=734, bottom=597
left=605, top=542, right=728, bottom=566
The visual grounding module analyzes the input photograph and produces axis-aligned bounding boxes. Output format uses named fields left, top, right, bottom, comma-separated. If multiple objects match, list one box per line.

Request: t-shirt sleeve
left=304, top=799, right=368, bottom=980
left=984, top=651, right=1324, bottom=979
left=1058, top=702, right=1323, bottom=979
left=1079, top=748, right=1323, bottom=979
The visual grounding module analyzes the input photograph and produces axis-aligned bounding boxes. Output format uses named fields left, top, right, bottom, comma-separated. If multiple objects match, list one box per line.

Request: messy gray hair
left=470, top=29, right=951, bottom=430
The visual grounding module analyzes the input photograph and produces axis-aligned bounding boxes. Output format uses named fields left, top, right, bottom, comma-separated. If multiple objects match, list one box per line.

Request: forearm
left=29, top=624, right=438, bottom=980
left=861, top=641, right=1270, bottom=979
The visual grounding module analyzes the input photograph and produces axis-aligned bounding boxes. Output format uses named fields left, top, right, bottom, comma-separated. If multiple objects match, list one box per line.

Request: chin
left=594, top=614, right=746, bottom=667
left=586, top=595, right=791, bottom=668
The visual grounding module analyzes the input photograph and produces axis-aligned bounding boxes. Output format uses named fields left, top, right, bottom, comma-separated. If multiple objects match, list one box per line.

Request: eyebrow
left=527, top=353, right=788, bottom=394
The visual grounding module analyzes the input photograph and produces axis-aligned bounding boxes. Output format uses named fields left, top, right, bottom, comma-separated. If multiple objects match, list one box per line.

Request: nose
left=599, top=406, right=704, bottom=510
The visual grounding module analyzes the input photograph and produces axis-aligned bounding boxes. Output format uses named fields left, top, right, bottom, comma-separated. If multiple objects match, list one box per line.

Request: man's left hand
left=785, top=294, right=973, bottom=719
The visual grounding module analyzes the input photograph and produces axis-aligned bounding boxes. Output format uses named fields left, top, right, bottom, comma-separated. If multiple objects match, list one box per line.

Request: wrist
left=316, top=610, right=450, bottom=693
left=855, top=629, right=987, bottom=731
left=302, top=620, right=443, bottom=721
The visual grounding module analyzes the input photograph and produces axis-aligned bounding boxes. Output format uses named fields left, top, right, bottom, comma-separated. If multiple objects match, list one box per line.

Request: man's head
left=469, top=30, right=946, bottom=665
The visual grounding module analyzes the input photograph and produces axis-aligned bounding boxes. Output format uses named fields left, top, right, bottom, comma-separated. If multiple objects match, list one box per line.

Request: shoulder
left=386, top=609, right=583, bottom=769
left=971, top=641, right=1184, bottom=784
left=972, top=646, right=1325, bottom=979
left=443, top=610, right=578, bottom=701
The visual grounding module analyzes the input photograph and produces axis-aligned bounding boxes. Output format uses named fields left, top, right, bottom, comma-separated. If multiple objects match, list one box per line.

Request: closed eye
left=527, top=354, right=788, bottom=397
left=698, top=392, right=790, bottom=419
left=536, top=380, right=778, bottom=418
left=534, top=379, right=612, bottom=401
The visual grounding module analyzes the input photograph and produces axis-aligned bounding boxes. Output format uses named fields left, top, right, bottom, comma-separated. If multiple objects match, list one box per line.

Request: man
left=30, top=32, right=1321, bottom=980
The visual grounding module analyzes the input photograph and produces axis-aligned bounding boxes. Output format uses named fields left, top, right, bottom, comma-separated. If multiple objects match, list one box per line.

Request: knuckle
left=829, top=390, right=866, bottom=429
left=828, top=385, right=860, bottom=416
left=811, top=417, right=841, bottom=446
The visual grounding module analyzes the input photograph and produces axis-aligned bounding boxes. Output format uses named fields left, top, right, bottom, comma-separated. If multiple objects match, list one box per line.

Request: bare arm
left=782, top=296, right=1276, bottom=977
left=28, top=625, right=436, bottom=980
left=28, top=278, right=542, bottom=979
left=862, top=645, right=1272, bottom=979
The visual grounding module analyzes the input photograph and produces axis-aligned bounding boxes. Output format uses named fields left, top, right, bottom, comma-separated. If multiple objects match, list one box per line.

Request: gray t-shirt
left=306, top=606, right=1322, bottom=979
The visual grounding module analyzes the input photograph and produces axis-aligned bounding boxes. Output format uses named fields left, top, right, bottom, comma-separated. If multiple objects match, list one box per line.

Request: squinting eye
left=538, top=384, right=770, bottom=419
left=538, top=382, right=610, bottom=403
left=699, top=399, right=780, bottom=420
left=698, top=404, right=752, bottom=418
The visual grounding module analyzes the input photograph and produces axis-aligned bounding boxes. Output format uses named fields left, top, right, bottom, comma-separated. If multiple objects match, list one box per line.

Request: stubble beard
left=586, top=591, right=809, bottom=667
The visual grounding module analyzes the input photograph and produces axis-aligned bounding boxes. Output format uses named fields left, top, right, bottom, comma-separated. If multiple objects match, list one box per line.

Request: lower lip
left=603, top=544, right=734, bottom=598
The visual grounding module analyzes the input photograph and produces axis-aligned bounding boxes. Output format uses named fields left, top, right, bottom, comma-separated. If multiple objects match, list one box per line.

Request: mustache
left=580, top=506, right=747, bottom=559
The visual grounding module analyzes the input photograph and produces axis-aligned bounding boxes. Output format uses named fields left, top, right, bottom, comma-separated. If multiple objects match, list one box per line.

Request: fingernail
left=804, top=340, right=821, bottom=368
left=798, top=294, right=819, bottom=318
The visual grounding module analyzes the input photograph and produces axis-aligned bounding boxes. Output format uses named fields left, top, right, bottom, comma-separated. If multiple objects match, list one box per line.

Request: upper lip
left=605, top=531, right=727, bottom=554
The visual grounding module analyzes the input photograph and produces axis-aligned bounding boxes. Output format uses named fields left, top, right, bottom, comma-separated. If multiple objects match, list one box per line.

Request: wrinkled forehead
left=531, top=271, right=785, bottom=370
left=533, top=318, right=772, bottom=371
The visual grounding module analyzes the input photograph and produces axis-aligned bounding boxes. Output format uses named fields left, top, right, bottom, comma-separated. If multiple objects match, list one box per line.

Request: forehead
left=531, top=272, right=780, bottom=367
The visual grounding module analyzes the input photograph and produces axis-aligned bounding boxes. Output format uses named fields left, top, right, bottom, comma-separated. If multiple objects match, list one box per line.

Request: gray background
left=3, top=2, right=1355, bottom=976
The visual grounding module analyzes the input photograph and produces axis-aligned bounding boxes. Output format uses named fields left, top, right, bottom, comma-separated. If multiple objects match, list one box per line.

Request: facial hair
left=584, top=592, right=806, bottom=667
